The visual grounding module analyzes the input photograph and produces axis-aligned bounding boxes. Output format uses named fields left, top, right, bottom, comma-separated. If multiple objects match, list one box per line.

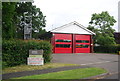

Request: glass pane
left=56, top=44, right=59, bottom=47
left=56, top=44, right=71, bottom=48
left=56, top=39, right=71, bottom=42
left=76, top=40, right=89, bottom=43
left=76, top=44, right=89, bottom=48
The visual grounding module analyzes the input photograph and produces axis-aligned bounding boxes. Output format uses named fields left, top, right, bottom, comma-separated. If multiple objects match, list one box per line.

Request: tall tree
left=2, top=2, right=46, bottom=39
left=0, top=1, right=2, bottom=38
left=15, top=2, right=46, bottom=39
left=2, top=2, right=16, bottom=39
left=87, top=11, right=116, bottom=46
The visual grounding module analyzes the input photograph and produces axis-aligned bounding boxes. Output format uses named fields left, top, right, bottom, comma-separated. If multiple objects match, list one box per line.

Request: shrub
left=2, top=39, right=52, bottom=67
left=94, top=44, right=120, bottom=53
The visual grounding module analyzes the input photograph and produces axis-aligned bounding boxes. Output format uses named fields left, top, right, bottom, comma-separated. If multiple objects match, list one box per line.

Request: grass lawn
left=3, top=63, right=78, bottom=74
left=15, top=67, right=107, bottom=79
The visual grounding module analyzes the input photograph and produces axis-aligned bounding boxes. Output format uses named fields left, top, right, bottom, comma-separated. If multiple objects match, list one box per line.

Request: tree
left=32, top=28, right=46, bottom=39
left=0, top=1, right=1, bottom=62
left=15, top=2, right=46, bottom=39
left=2, top=2, right=46, bottom=39
left=87, top=11, right=116, bottom=46
left=2, top=2, right=16, bottom=39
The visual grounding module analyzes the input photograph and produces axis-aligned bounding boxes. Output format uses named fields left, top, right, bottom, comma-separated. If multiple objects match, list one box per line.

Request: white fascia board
left=50, top=21, right=96, bottom=35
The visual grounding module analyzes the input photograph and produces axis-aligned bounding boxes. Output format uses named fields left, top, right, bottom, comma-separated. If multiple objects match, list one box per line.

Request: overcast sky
left=33, top=0, right=119, bottom=32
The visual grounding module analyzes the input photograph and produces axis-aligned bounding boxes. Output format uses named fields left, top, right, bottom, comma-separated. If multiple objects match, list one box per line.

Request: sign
left=29, top=50, right=43, bottom=55
left=28, top=57, right=44, bottom=65
left=27, top=49, right=44, bottom=65
left=29, top=55, right=43, bottom=58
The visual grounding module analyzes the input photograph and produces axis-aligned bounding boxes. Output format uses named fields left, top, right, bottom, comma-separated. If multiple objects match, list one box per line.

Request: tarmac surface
left=2, top=53, right=119, bottom=80
left=2, top=65, right=90, bottom=79
left=52, top=53, right=119, bottom=79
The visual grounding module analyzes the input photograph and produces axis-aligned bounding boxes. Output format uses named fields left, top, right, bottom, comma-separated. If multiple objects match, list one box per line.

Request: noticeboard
left=27, top=50, right=44, bottom=65
left=27, top=57, right=44, bottom=65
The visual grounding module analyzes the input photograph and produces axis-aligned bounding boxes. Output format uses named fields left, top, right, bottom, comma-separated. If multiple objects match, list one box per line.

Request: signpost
left=27, top=50, right=44, bottom=65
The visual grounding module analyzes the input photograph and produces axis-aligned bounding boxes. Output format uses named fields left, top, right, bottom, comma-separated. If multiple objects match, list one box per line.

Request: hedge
left=2, top=39, right=52, bottom=68
left=94, top=45, right=120, bottom=53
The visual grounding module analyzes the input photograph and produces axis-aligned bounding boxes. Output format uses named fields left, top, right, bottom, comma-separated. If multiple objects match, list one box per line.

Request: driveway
left=52, top=53, right=119, bottom=79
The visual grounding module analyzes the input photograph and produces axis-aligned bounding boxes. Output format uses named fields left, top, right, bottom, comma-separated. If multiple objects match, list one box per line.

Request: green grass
left=15, top=67, right=107, bottom=79
left=3, top=63, right=78, bottom=74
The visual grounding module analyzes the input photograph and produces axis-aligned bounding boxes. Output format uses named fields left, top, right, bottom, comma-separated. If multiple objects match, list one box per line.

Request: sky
left=33, top=0, right=119, bottom=32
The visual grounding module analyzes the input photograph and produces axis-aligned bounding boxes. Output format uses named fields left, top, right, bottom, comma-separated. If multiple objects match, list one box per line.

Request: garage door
left=54, top=33, right=72, bottom=53
left=75, top=35, right=90, bottom=53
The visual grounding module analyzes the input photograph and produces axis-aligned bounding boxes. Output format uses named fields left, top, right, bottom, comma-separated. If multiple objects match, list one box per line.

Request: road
left=52, top=53, right=119, bottom=79
left=94, top=73, right=119, bottom=81
left=103, top=73, right=119, bottom=79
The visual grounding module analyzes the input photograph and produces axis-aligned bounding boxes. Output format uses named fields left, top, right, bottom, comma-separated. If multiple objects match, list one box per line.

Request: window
left=76, top=44, right=89, bottom=48
left=56, top=44, right=71, bottom=48
left=76, top=40, right=89, bottom=43
left=56, top=39, right=71, bottom=42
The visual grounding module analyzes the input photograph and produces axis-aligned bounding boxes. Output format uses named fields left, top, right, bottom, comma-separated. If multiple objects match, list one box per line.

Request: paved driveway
left=52, top=53, right=119, bottom=79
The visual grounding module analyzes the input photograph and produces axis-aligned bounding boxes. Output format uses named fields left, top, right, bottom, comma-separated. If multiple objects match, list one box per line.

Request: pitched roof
left=50, top=21, right=95, bottom=35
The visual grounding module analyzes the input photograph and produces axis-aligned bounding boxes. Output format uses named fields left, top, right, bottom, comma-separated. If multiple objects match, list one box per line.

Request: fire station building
left=50, top=21, right=95, bottom=53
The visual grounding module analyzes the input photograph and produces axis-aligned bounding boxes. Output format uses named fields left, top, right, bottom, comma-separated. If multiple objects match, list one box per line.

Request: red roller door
left=52, top=33, right=91, bottom=53
left=74, top=35, right=91, bottom=53
left=54, top=33, right=72, bottom=53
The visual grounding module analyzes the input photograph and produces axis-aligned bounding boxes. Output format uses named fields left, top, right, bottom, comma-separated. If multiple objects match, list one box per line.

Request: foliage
left=96, top=35, right=116, bottom=46
left=87, top=11, right=116, bottom=46
left=2, top=2, right=16, bottom=39
left=2, top=2, right=46, bottom=39
left=94, top=44, right=120, bottom=53
left=38, top=32, right=52, bottom=40
left=0, top=1, right=1, bottom=47
left=2, top=40, right=52, bottom=68
left=32, top=28, right=46, bottom=39
left=15, top=2, right=46, bottom=39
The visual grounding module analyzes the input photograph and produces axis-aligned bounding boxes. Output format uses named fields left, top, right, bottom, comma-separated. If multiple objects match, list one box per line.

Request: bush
left=94, top=44, right=120, bottom=53
left=2, top=39, right=52, bottom=67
